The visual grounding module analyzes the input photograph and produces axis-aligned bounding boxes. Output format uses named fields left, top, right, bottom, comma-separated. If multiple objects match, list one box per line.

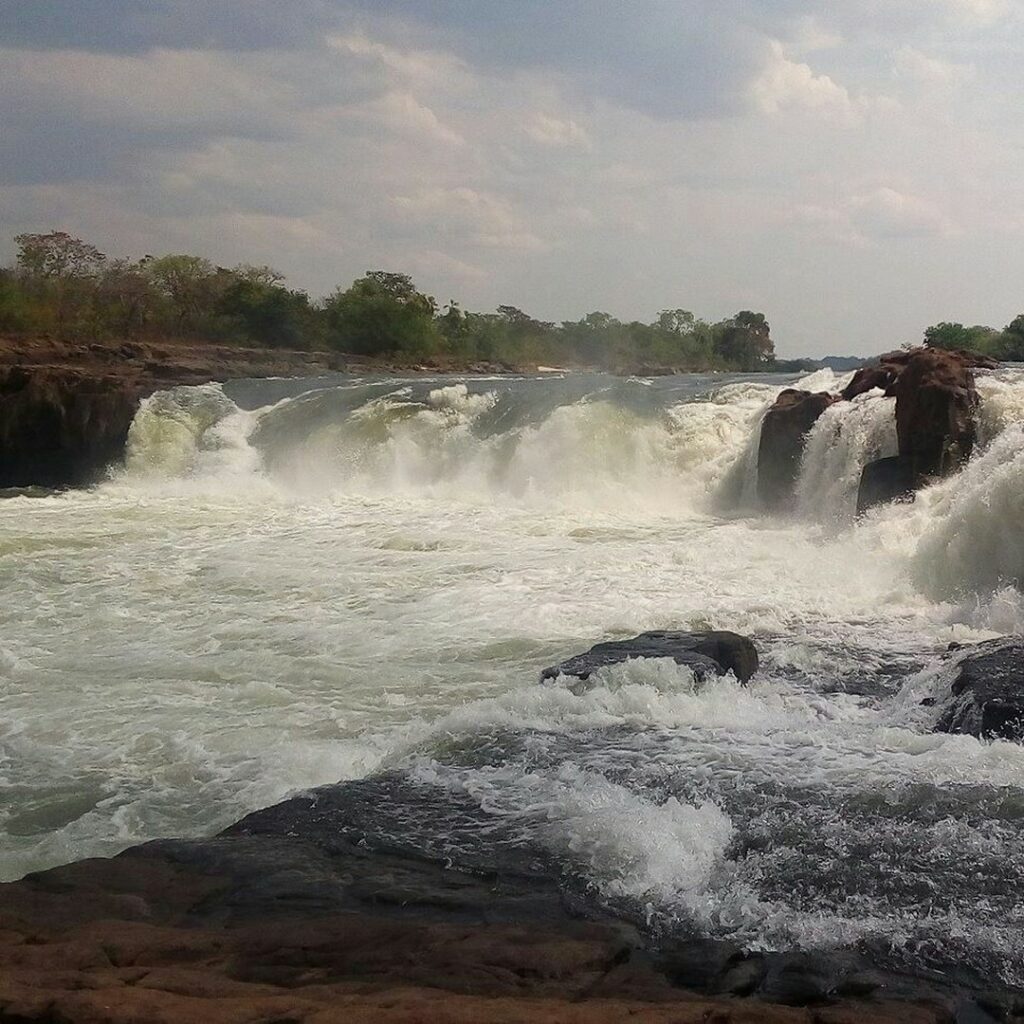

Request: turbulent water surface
left=3, top=368, right=1024, bottom=982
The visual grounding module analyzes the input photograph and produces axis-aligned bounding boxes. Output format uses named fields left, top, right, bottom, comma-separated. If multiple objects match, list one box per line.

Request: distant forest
left=2, top=232, right=1022, bottom=369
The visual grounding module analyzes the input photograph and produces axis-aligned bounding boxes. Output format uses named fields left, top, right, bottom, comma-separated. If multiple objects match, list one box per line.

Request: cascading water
left=3, top=366, right=1024, bottom=985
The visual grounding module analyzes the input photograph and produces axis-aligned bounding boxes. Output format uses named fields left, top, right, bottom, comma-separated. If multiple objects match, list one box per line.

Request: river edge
left=0, top=778, right=1004, bottom=1024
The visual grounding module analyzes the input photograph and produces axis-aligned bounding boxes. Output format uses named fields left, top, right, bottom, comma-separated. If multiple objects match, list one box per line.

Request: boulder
left=892, top=348, right=980, bottom=483
left=756, top=389, right=840, bottom=509
left=853, top=346, right=998, bottom=511
left=935, top=636, right=1024, bottom=741
left=856, top=455, right=915, bottom=515
left=541, top=629, right=759, bottom=685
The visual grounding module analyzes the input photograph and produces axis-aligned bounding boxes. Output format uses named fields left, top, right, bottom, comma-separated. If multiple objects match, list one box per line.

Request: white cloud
left=797, top=187, right=954, bottom=243
left=522, top=113, right=591, bottom=149
left=934, top=0, right=1011, bottom=25
left=893, top=45, right=975, bottom=85
left=750, top=42, right=855, bottom=116
left=392, top=187, right=548, bottom=252
left=327, top=33, right=470, bottom=90
left=788, top=15, right=844, bottom=53
left=849, top=187, right=953, bottom=238
left=343, top=90, right=465, bottom=145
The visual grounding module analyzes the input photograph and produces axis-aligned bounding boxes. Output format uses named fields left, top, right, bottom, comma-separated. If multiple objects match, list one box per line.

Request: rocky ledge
left=0, top=788, right=1007, bottom=1024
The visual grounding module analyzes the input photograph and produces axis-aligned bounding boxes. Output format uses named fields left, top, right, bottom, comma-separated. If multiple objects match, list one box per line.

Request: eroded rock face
left=0, top=367, right=144, bottom=488
left=541, top=629, right=759, bottom=684
left=0, top=336, right=343, bottom=488
left=936, top=636, right=1024, bottom=741
left=756, top=389, right=839, bottom=509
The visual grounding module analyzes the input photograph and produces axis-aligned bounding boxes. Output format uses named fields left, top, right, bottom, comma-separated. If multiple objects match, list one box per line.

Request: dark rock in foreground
left=0, top=776, right=1005, bottom=1023
left=936, top=636, right=1024, bottom=741
left=756, top=388, right=840, bottom=509
left=542, top=629, right=759, bottom=685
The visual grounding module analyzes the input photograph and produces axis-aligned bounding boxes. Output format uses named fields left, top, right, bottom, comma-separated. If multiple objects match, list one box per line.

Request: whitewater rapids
left=1, top=367, right=1023, bottom=982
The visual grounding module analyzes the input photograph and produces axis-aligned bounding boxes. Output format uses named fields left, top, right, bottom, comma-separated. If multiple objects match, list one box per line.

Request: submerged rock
left=756, top=389, right=840, bottom=509
left=541, top=629, right=759, bottom=685
left=935, top=636, right=1024, bottom=741
left=856, top=455, right=916, bottom=515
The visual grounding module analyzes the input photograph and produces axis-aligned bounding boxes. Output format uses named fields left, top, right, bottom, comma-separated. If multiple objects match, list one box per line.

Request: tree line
left=921, top=319, right=1024, bottom=362
left=0, top=231, right=777, bottom=371
left=5, top=231, right=1019, bottom=369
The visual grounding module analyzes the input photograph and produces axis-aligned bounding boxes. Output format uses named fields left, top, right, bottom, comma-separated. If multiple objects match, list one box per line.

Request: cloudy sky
left=1, top=0, right=1022, bottom=355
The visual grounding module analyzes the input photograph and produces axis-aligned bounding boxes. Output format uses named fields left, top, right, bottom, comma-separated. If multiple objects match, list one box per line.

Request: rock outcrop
left=892, top=348, right=981, bottom=482
left=855, top=347, right=996, bottom=513
left=542, top=629, right=759, bottom=684
left=0, top=367, right=146, bottom=487
left=0, top=776, right=1003, bottom=1023
left=935, top=636, right=1024, bottom=741
left=756, top=389, right=839, bottom=509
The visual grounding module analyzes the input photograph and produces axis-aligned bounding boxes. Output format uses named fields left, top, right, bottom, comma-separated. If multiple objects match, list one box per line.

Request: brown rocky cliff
left=0, top=336, right=343, bottom=488
left=756, top=389, right=840, bottom=509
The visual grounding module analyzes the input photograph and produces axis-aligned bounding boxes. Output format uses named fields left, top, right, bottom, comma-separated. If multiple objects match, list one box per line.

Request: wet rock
left=893, top=348, right=982, bottom=484
left=716, top=955, right=767, bottom=997
left=0, top=774, right=1010, bottom=1023
left=656, top=938, right=745, bottom=991
left=541, top=629, right=759, bottom=685
left=852, top=346, right=998, bottom=512
left=757, top=388, right=840, bottom=509
left=856, top=455, right=916, bottom=515
left=841, top=355, right=906, bottom=400
left=935, top=636, right=1024, bottom=741
left=0, top=367, right=144, bottom=488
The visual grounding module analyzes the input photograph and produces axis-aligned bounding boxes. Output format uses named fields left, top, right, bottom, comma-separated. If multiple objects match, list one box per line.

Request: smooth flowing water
left=2, top=368, right=1024, bottom=981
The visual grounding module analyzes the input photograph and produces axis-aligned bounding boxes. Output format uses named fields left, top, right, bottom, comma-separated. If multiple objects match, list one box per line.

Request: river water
left=2, top=368, right=1024, bottom=982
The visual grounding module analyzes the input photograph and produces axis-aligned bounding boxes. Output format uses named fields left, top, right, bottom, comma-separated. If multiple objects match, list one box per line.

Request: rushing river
left=2, top=368, right=1024, bottom=982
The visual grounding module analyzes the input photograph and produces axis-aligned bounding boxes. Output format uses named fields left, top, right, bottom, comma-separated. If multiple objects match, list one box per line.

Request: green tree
left=995, top=315, right=1024, bottom=360
left=323, top=271, right=441, bottom=358
left=923, top=321, right=999, bottom=354
left=712, top=311, right=774, bottom=369
left=146, top=254, right=221, bottom=334
left=218, top=276, right=316, bottom=348
left=14, top=231, right=106, bottom=279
